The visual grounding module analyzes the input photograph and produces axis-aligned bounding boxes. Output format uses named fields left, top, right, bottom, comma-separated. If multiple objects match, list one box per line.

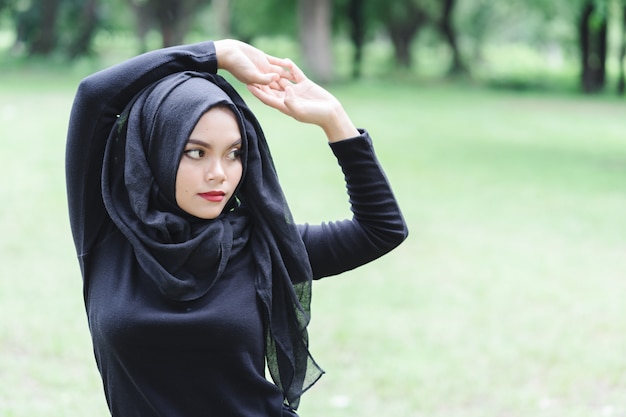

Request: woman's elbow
left=371, top=219, right=409, bottom=253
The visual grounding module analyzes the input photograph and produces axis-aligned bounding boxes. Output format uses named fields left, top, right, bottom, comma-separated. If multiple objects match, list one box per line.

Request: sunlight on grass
left=1, top=68, right=625, bottom=417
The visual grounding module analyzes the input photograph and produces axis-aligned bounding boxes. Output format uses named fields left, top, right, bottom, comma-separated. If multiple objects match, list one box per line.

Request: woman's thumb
left=256, top=72, right=279, bottom=85
left=283, top=85, right=302, bottom=118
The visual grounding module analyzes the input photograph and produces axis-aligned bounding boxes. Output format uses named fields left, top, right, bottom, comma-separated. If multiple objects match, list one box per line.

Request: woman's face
left=175, top=107, right=243, bottom=219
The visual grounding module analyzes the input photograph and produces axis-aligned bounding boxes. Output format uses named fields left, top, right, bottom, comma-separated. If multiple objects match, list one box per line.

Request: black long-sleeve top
left=66, top=41, right=408, bottom=417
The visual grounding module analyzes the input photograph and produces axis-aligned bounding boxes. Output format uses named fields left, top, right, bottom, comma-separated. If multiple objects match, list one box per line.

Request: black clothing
left=100, top=69, right=322, bottom=407
left=66, top=41, right=408, bottom=417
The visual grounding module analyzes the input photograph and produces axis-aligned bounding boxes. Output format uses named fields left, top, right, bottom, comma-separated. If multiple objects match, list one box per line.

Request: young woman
left=66, top=39, right=408, bottom=417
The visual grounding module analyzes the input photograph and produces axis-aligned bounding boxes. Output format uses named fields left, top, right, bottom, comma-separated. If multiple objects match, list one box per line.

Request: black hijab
left=101, top=71, right=323, bottom=409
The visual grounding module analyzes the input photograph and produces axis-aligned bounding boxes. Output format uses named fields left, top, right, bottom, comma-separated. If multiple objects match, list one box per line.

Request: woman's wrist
left=214, top=39, right=234, bottom=71
left=321, top=105, right=360, bottom=143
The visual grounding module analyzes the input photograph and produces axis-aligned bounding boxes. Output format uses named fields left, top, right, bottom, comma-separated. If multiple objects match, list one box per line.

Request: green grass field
left=0, top=64, right=625, bottom=417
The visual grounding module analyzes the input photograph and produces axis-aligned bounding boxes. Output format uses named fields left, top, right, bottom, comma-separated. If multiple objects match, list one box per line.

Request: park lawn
left=0, top=68, right=625, bottom=417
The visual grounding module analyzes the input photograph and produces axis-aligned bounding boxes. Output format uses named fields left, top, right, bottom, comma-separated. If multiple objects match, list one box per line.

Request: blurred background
left=0, top=0, right=625, bottom=91
left=1, top=1, right=625, bottom=417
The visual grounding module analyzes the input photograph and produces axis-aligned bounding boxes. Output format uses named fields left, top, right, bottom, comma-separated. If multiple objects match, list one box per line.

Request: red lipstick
left=199, top=191, right=226, bottom=202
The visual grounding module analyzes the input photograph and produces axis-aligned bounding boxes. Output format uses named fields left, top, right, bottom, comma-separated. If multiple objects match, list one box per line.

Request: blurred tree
left=230, top=0, right=296, bottom=43
left=455, top=0, right=492, bottom=64
left=484, top=0, right=614, bottom=93
left=156, top=0, right=208, bottom=46
left=346, top=0, right=366, bottom=79
left=9, top=0, right=102, bottom=57
left=127, top=0, right=154, bottom=53
left=66, top=0, right=101, bottom=58
left=513, top=0, right=616, bottom=93
left=229, top=0, right=333, bottom=81
left=370, top=0, right=468, bottom=75
left=298, top=0, right=333, bottom=82
left=579, top=0, right=608, bottom=92
left=213, top=0, right=231, bottom=38
left=230, top=0, right=464, bottom=80
left=375, top=0, right=429, bottom=69
left=126, top=0, right=209, bottom=49
left=0, top=0, right=20, bottom=49
left=15, top=0, right=62, bottom=55
left=328, top=0, right=377, bottom=79
left=616, top=0, right=625, bottom=95
left=439, top=0, right=467, bottom=76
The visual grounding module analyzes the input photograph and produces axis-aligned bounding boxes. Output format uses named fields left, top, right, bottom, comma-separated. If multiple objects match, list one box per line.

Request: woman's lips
left=199, top=191, right=226, bottom=202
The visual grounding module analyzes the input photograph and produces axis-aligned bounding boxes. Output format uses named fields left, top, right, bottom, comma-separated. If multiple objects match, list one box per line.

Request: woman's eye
left=226, top=148, right=241, bottom=161
left=184, top=149, right=204, bottom=159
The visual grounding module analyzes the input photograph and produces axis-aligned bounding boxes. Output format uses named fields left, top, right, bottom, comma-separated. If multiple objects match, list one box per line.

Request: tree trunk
left=153, top=0, right=204, bottom=47
left=383, top=0, right=427, bottom=70
left=389, top=27, right=416, bottom=68
left=68, top=0, right=100, bottom=58
left=439, top=0, right=468, bottom=76
left=347, top=0, right=365, bottom=79
left=618, top=2, right=626, bottom=96
left=155, top=0, right=180, bottom=47
left=298, top=0, right=334, bottom=83
left=579, top=0, right=608, bottom=93
left=29, top=0, right=61, bottom=55
left=213, top=0, right=231, bottom=38
left=127, top=0, right=154, bottom=53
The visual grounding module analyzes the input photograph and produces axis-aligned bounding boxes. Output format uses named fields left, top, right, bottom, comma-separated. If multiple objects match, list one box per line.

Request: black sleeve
left=299, top=131, right=409, bottom=279
left=65, top=41, right=218, bottom=257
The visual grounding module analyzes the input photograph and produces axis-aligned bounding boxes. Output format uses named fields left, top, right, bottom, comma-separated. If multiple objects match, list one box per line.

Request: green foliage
left=1, top=0, right=625, bottom=92
left=230, top=0, right=297, bottom=42
left=6, top=0, right=101, bottom=56
left=331, top=0, right=379, bottom=38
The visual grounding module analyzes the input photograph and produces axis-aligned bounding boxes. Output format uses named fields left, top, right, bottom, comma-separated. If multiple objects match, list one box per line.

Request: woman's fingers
left=266, top=54, right=290, bottom=66
left=266, top=56, right=295, bottom=78
left=277, top=78, right=294, bottom=89
left=279, top=59, right=307, bottom=83
left=291, top=61, right=308, bottom=83
left=266, top=57, right=304, bottom=83
left=247, top=84, right=287, bottom=113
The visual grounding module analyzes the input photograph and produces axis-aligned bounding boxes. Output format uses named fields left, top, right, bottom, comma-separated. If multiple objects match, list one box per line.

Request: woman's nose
left=206, top=160, right=226, bottom=182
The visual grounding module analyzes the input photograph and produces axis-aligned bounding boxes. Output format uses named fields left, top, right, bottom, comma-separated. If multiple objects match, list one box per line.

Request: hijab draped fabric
left=101, top=71, right=323, bottom=409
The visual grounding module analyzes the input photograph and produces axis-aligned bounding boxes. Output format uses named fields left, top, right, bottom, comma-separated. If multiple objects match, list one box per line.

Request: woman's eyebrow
left=186, top=139, right=210, bottom=147
left=186, top=138, right=242, bottom=148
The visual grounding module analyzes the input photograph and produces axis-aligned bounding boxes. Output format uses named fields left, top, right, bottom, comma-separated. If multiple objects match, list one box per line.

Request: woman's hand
left=247, top=60, right=359, bottom=142
left=214, top=39, right=294, bottom=86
